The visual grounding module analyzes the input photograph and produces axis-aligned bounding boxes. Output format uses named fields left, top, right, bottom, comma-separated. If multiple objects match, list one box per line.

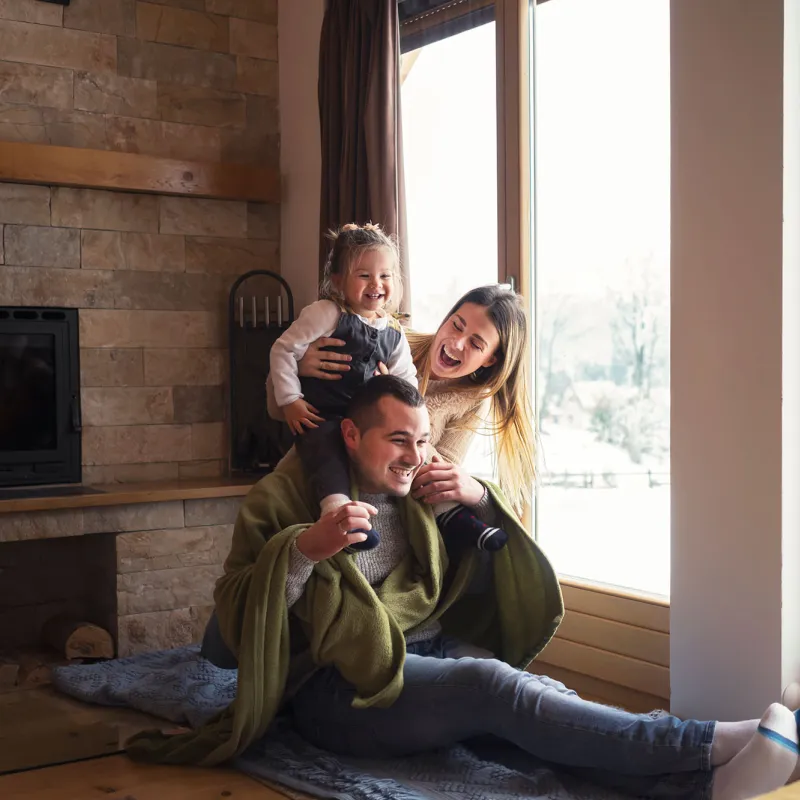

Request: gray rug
left=51, top=646, right=675, bottom=800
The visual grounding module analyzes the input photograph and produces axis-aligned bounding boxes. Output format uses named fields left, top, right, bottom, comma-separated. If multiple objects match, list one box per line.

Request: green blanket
left=126, top=457, right=563, bottom=766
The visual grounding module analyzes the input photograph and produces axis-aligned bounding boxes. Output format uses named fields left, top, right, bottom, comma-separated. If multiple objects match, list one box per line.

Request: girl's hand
left=296, top=502, right=378, bottom=561
left=283, top=399, right=324, bottom=435
left=411, top=461, right=485, bottom=507
left=373, top=361, right=388, bottom=377
left=298, top=337, right=352, bottom=380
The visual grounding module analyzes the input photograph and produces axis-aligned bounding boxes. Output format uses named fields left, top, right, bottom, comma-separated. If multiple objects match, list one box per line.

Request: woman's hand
left=373, top=361, right=388, bottom=377
left=297, top=337, right=351, bottom=380
left=296, top=501, right=378, bottom=561
left=283, top=399, right=324, bottom=435
left=411, top=460, right=485, bottom=507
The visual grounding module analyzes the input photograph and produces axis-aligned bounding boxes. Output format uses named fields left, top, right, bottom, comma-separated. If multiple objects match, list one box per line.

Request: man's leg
left=290, top=639, right=800, bottom=798
left=199, top=610, right=238, bottom=669
left=291, top=653, right=713, bottom=775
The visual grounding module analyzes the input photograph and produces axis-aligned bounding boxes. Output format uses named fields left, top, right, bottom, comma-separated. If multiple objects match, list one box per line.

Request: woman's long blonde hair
left=408, top=286, right=535, bottom=510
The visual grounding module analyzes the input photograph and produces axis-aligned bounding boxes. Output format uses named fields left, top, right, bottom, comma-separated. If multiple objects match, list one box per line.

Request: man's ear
left=340, top=418, right=360, bottom=452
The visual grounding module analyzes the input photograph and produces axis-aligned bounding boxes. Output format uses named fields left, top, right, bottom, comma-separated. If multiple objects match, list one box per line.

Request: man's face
left=341, top=396, right=430, bottom=496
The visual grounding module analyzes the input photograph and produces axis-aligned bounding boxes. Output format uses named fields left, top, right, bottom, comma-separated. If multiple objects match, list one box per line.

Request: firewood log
left=42, top=616, right=114, bottom=660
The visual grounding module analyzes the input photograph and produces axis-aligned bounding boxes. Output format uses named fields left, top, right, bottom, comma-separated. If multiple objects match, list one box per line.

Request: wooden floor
left=0, top=685, right=168, bottom=774
left=763, top=786, right=800, bottom=799
left=0, top=754, right=290, bottom=799
left=0, top=686, right=302, bottom=799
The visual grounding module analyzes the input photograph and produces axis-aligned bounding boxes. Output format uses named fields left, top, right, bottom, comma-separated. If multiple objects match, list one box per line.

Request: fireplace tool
left=228, top=270, right=295, bottom=475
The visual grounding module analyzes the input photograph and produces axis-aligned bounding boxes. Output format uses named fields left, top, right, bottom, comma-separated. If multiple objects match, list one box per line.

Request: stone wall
left=0, top=496, right=241, bottom=655
left=0, top=0, right=278, bottom=162
left=0, top=0, right=280, bottom=481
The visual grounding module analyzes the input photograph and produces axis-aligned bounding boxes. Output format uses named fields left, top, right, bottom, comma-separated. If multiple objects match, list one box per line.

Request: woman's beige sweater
left=424, top=380, right=488, bottom=465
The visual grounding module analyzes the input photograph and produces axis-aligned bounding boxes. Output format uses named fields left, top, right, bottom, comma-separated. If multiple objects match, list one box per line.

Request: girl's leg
left=295, top=419, right=351, bottom=512
left=295, top=419, right=378, bottom=550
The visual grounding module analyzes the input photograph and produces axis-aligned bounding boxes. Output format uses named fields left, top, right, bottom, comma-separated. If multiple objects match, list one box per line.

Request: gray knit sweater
left=286, top=490, right=497, bottom=643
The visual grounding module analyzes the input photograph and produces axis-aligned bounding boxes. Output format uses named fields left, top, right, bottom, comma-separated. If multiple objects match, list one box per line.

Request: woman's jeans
left=290, top=636, right=716, bottom=798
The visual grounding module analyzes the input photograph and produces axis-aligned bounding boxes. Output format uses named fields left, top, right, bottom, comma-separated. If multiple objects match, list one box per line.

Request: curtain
left=318, top=0, right=410, bottom=312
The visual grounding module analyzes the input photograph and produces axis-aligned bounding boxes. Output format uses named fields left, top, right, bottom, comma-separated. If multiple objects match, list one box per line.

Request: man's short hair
left=345, top=375, right=425, bottom=432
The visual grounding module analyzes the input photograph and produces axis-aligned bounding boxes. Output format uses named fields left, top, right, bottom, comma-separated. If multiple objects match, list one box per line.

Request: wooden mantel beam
left=0, top=141, right=280, bottom=204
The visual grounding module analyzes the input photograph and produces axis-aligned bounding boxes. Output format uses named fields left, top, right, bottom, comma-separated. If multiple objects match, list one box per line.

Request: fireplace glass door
left=0, top=308, right=81, bottom=487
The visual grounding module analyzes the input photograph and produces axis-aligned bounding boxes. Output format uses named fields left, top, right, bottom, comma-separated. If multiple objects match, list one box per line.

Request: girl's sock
left=345, top=527, right=380, bottom=551
left=320, top=494, right=380, bottom=552
left=436, top=505, right=508, bottom=551
left=320, top=494, right=350, bottom=516
left=711, top=703, right=798, bottom=799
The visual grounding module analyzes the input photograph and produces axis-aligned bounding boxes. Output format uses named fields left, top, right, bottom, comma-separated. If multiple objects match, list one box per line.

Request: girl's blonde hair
left=319, top=223, right=403, bottom=312
left=408, top=285, right=535, bottom=510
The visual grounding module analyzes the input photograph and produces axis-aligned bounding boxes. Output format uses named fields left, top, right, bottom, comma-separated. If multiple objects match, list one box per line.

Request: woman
left=267, top=284, right=535, bottom=515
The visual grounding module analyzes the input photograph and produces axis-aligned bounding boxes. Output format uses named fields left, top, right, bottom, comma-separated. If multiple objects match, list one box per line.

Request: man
left=133, top=377, right=800, bottom=800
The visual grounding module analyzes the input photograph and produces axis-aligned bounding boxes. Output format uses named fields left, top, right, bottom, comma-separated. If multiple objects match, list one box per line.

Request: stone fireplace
left=0, top=0, right=279, bottom=666
left=0, top=493, right=243, bottom=658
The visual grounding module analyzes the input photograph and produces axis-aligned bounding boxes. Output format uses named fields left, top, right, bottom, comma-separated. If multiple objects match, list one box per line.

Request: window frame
left=495, top=0, right=670, bottom=705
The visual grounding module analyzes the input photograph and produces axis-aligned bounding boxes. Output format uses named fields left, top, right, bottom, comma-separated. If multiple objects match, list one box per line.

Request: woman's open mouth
left=439, top=344, right=461, bottom=369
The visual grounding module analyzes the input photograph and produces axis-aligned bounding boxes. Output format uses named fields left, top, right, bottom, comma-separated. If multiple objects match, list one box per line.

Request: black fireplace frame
left=0, top=307, right=82, bottom=488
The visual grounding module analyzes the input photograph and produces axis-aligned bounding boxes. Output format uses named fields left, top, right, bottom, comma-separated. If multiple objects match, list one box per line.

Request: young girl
left=270, top=223, right=417, bottom=550
left=270, top=226, right=510, bottom=553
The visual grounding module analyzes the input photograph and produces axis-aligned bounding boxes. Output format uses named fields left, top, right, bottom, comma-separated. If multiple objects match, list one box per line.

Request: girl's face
left=336, top=248, right=395, bottom=318
left=430, top=302, right=500, bottom=381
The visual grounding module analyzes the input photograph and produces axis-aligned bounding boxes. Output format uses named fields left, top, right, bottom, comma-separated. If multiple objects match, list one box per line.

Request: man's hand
left=411, top=461, right=485, bottom=507
left=296, top=502, right=378, bottom=561
left=283, top=399, right=324, bottom=435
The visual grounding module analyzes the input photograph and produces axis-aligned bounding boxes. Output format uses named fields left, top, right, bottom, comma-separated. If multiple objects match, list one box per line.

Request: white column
left=670, top=0, right=799, bottom=721
left=782, top=0, right=800, bottom=700
left=278, top=0, right=326, bottom=309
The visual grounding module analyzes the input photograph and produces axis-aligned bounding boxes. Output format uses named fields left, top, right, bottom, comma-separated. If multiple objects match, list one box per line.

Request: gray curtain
left=318, top=0, right=410, bottom=312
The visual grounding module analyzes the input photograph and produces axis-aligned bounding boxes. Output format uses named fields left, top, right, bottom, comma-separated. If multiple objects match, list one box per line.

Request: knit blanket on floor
left=52, top=646, right=633, bottom=800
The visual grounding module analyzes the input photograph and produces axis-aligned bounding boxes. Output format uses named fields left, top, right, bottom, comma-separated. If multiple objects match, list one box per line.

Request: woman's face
left=430, top=302, right=500, bottom=381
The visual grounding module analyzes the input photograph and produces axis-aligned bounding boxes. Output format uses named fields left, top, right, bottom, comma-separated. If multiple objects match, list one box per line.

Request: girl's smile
left=336, top=248, right=395, bottom=319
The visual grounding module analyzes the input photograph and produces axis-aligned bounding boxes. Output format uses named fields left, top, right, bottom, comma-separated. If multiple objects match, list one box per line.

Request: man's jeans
left=290, top=636, right=716, bottom=799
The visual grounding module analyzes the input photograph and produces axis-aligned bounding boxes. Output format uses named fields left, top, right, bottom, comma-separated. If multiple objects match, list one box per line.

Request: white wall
left=782, top=0, right=800, bottom=698
left=278, top=0, right=326, bottom=310
left=670, top=0, right=792, bottom=720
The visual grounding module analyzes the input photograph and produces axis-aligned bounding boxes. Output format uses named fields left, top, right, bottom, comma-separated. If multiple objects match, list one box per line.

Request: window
left=401, top=20, right=498, bottom=334
left=532, top=0, right=671, bottom=597
left=401, top=13, right=499, bottom=480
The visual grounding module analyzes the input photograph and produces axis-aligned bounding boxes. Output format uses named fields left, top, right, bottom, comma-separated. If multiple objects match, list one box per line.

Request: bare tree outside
left=611, top=256, right=668, bottom=399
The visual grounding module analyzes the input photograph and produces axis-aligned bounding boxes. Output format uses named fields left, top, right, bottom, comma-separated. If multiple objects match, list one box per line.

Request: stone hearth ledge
left=0, top=477, right=255, bottom=518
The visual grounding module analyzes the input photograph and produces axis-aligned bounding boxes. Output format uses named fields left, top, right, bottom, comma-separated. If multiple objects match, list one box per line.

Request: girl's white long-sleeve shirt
left=270, top=299, right=418, bottom=407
